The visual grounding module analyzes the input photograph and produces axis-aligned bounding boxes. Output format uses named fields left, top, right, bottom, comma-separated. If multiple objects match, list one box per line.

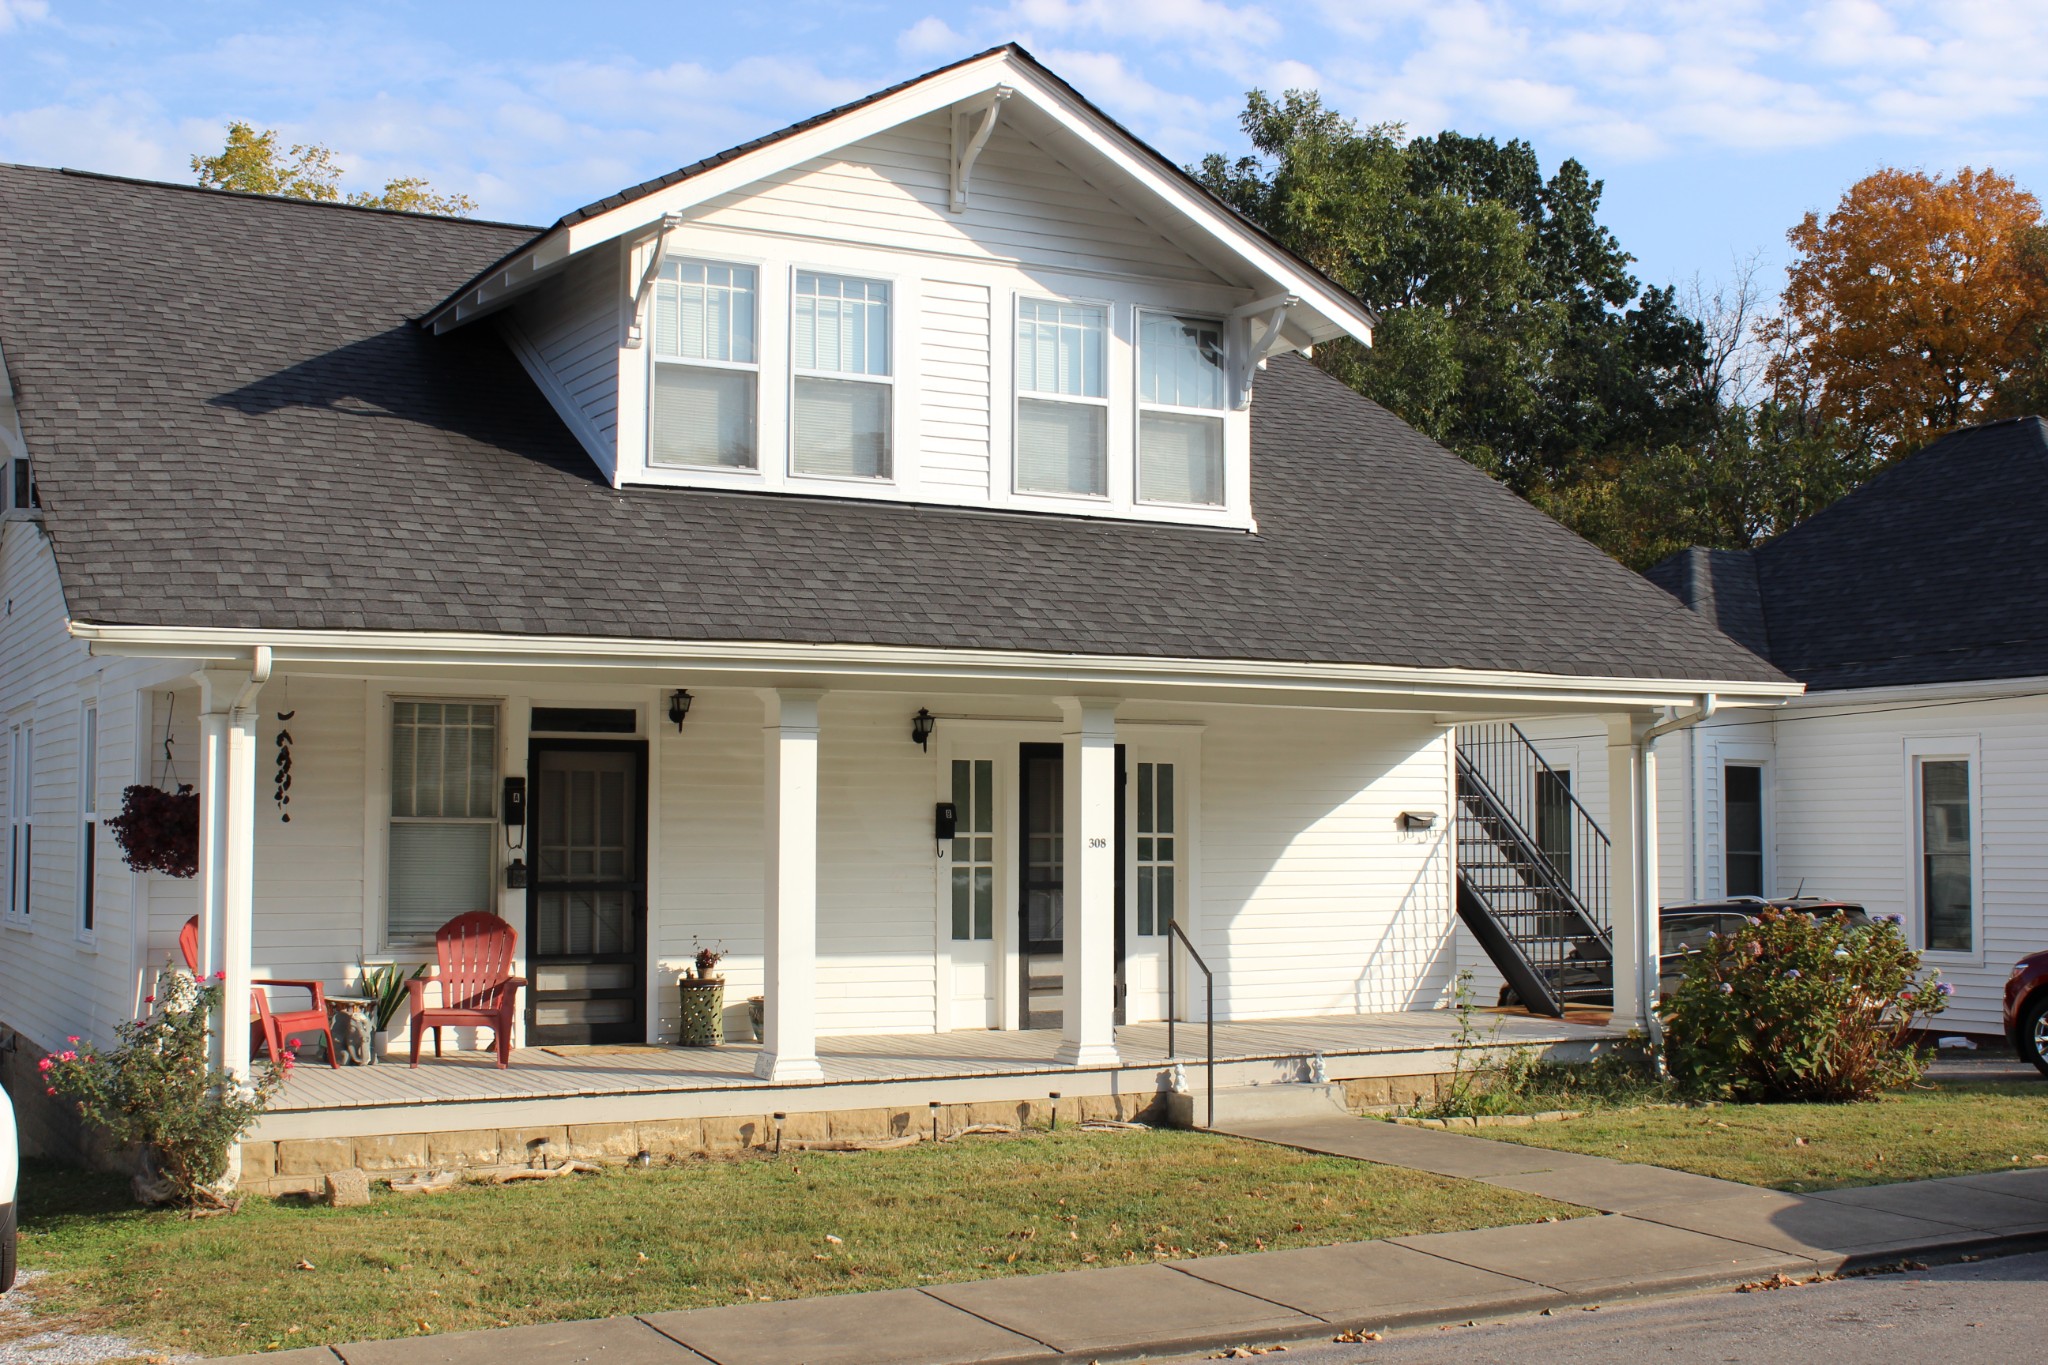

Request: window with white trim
left=78, top=704, right=97, bottom=936
left=1723, top=763, right=1765, bottom=899
left=1015, top=298, right=1108, bottom=497
left=1914, top=755, right=1974, bottom=953
left=1134, top=761, right=1176, bottom=936
left=650, top=259, right=758, bottom=469
left=949, top=758, right=995, bottom=941
left=387, top=701, right=498, bottom=943
left=792, top=272, right=891, bottom=479
left=7, top=720, right=32, bottom=920
left=1137, top=311, right=1227, bottom=506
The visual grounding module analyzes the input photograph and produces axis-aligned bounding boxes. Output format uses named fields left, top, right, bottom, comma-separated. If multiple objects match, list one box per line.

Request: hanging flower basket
left=107, top=784, right=200, bottom=878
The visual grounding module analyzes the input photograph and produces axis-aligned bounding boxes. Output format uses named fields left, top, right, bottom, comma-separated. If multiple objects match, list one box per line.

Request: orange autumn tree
left=1763, top=167, right=2048, bottom=454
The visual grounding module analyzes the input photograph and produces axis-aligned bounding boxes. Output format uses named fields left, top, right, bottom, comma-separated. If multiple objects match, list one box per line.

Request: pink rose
left=287, top=1037, right=301, bottom=1049
left=144, top=995, right=155, bottom=1004
left=213, top=970, right=227, bottom=981
left=59, top=1050, right=76, bottom=1062
left=45, top=1086, right=56, bottom=1096
left=37, top=1057, right=51, bottom=1072
left=66, top=1035, right=79, bottom=1044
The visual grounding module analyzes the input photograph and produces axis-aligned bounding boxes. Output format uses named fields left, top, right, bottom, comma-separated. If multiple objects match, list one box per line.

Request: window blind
left=794, top=376, right=890, bottom=478
left=652, top=365, right=757, bottom=468
left=388, top=823, right=494, bottom=941
left=389, top=702, right=497, bottom=942
left=794, top=273, right=890, bottom=376
left=1139, top=314, right=1225, bottom=409
left=1017, top=399, right=1107, bottom=496
left=1138, top=411, right=1223, bottom=505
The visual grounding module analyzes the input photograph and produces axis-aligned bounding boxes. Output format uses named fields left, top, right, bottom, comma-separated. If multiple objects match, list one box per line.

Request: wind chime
left=273, top=692, right=296, bottom=823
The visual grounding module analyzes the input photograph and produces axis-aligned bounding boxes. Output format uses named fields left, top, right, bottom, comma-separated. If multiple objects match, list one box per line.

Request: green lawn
left=1481, top=1078, right=2048, bottom=1191
left=15, top=1128, right=1578, bottom=1357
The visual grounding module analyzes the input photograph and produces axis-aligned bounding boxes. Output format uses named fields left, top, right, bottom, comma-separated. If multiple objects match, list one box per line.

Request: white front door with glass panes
left=1124, top=757, right=1181, bottom=1022
left=945, top=756, right=1000, bottom=1028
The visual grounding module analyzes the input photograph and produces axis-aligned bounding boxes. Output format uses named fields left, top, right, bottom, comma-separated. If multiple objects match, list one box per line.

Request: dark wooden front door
left=1017, top=742, right=1126, bottom=1029
left=525, top=740, right=647, bottom=1046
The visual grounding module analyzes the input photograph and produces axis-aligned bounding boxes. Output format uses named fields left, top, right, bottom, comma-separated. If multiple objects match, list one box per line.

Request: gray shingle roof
left=1646, top=416, right=2048, bottom=691
left=0, top=163, right=1785, bottom=684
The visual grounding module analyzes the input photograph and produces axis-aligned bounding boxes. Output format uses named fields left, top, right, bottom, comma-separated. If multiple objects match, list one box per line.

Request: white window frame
left=1012, top=292, right=1113, bottom=503
left=384, top=697, right=502, bottom=948
left=1133, top=307, right=1229, bottom=509
left=7, top=718, right=33, bottom=924
left=78, top=701, right=98, bottom=943
left=646, top=256, right=762, bottom=473
left=788, top=266, right=896, bottom=484
left=1903, top=734, right=1981, bottom=964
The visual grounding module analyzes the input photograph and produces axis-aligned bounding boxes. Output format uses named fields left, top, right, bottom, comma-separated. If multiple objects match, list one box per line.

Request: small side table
left=326, top=995, right=377, bottom=1066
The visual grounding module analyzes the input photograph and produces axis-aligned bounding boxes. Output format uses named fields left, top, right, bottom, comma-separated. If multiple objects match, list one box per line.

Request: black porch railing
left=1164, top=919, right=1215, bottom=1129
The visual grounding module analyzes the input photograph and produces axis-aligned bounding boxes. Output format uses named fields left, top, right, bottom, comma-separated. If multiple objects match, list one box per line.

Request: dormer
left=425, top=45, right=1376, bottom=530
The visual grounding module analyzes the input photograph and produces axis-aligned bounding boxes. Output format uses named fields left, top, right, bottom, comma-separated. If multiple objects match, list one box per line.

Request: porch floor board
left=272, top=1010, right=1621, bottom=1114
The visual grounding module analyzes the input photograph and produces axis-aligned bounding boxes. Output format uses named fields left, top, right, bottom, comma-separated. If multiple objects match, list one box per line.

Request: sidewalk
left=216, top=1117, right=2048, bottom=1365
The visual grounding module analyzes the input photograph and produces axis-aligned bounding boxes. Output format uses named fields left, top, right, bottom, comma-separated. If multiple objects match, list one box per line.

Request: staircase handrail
left=1505, top=722, right=1611, bottom=850
left=1453, top=749, right=1608, bottom=939
left=1164, top=918, right=1215, bottom=1130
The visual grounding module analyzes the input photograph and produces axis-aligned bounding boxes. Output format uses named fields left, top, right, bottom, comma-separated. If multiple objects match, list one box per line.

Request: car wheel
left=2023, top=995, right=2048, bottom=1079
left=0, top=1199, right=14, bottom=1293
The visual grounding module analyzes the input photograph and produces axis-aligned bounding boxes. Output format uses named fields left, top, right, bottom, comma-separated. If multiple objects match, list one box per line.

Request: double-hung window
left=1914, top=754, right=1974, bottom=953
left=7, top=721, right=31, bottom=920
left=1137, top=312, right=1227, bottom=506
left=1015, top=298, right=1108, bottom=497
left=650, top=259, right=758, bottom=469
left=78, top=704, right=97, bottom=935
left=387, top=701, right=498, bottom=943
left=792, top=272, right=891, bottom=479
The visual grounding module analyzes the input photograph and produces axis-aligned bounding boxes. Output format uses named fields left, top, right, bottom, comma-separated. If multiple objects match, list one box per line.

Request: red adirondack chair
left=409, top=911, right=525, bottom=1068
left=178, top=916, right=339, bottom=1068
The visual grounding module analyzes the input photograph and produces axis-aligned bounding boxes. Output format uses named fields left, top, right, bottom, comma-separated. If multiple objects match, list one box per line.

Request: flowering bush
left=1665, top=907, right=1948, bottom=1102
left=105, top=784, right=200, bottom=878
left=40, top=966, right=289, bottom=1206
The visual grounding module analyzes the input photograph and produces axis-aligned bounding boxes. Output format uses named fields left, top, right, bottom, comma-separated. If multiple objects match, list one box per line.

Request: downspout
left=1633, top=695, right=1716, bottom=1050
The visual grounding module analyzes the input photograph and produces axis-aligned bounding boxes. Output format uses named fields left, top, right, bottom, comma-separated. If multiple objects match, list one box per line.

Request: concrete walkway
left=214, top=1119, right=2048, bottom=1365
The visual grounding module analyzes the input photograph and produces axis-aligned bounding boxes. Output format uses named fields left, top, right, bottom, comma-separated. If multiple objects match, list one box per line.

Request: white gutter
left=69, top=623, right=1804, bottom=710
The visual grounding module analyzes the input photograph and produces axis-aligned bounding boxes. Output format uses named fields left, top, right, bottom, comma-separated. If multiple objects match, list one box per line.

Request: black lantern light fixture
left=667, top=689, right=694, bottom=731
left=911, top=707, right=936, bottom=751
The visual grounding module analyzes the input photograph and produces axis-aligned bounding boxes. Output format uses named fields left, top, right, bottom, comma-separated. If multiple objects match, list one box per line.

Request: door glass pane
left=1724, top=765, right=1765, bottom=897
left=1134, top=763, right=1176, bottom=936
left=1534, top=769, right=1572, bottom=885
left=1920, top=760, right=1972, bottom=952
left=950, top=759, right=997, bottom=941
left=1022, top=752, right=1063, bottom=943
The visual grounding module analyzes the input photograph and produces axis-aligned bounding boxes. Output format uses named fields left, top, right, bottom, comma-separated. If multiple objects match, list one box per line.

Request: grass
left=1480, top=1077, right=2048, bottom=1191
left=15, top=1128, right=1579, bottom=1357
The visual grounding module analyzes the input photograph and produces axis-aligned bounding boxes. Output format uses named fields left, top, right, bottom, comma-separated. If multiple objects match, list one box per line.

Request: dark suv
left=1499, top=897, right=1873, bottom=1009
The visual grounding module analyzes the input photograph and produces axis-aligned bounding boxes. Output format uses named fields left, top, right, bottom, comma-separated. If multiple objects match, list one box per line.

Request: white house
left=1631, top=416, right=2048, bottom=1033
left=0, top=47, right=1794, bottom=1180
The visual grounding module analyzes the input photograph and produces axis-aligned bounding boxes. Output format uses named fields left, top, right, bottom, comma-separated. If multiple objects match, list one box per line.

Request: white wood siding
left=688, top=112, right=1225, bottom=284
left=504, top=244, right=621, bottom=473
left=918, top=279, right=993, bottom=496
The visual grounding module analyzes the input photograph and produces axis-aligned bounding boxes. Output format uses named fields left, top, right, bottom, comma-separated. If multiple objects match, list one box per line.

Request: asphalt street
left=1173, top=1249, right=2048, bottom=1364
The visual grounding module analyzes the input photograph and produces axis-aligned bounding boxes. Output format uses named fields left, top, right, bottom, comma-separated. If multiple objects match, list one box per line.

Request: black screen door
left=526, top=740, right=647, bottom=1046
left=1017, top=742, right=1126, bottom=1029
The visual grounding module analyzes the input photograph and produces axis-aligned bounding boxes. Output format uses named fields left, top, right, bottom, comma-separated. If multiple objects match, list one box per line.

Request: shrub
left=40, top=967, right=289, bottom=1206
left=1665, top=907, right=1948, bottom=1102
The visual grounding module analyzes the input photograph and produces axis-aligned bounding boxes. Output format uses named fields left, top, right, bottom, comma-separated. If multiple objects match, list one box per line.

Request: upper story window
left=651, top=260, right=758, bottom=470
left=1015, top=298, right=1108, bottom=498
left=792, top=272, right=892, bottom=480
left=1137, top=312, right=1226, bottom=507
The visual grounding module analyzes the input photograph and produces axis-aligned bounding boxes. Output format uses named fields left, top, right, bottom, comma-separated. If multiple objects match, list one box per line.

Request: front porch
left=238, top=1009, right=1624, bottom=1191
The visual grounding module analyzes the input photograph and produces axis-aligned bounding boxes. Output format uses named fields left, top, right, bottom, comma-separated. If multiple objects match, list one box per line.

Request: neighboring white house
left=1623, top=416, right=2048, bottom=1033
left=0, top=46, right=1794, bottom=1147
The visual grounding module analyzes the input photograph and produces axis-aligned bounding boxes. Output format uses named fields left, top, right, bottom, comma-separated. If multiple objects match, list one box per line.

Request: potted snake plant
left=359, top=960, right=426, bottom=1062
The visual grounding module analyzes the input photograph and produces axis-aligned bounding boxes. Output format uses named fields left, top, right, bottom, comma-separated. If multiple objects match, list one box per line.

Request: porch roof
left=0, top=163, right=1789, bottom=691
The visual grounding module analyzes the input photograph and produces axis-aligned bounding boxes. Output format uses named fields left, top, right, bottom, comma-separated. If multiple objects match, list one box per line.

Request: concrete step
left=1165, top=1081, right=1350, bottom=1130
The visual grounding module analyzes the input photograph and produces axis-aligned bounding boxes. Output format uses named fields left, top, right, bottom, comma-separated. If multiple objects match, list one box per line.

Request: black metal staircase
left=1454, top=723, right=1613, bottom=1017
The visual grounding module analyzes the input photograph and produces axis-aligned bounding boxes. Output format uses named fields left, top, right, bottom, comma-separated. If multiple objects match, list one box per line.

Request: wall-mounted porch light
left=667, top=689, right=694, bottom=731
left=911, top=707, right=936, bottom=751
left=1398, top=810, right=1439, bottom=831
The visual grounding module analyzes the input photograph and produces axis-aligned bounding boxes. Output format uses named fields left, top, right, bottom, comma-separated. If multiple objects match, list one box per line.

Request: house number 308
left=1088, top=837, right=1108, bottom=848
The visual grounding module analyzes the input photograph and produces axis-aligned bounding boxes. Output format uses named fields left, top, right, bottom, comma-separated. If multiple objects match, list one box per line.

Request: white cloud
left=0, top=0, right=48, bottom=33
left=987, top=0, right=1281, bottom=47
left=898, top=15, right=967, bottom=59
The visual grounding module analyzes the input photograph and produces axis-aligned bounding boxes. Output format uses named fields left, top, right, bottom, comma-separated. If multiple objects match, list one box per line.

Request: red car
left=2007, top=950, right=2048, bottom=1077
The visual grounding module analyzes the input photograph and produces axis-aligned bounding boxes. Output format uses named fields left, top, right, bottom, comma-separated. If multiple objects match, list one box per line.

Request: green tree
left=1198, top=92, right=1713, bottom=497
left=192, top=122, right=477, bottom=216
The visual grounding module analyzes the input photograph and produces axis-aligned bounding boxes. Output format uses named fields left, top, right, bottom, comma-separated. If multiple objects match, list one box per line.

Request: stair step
left=1164, top=1082, right=1350, bottom=1129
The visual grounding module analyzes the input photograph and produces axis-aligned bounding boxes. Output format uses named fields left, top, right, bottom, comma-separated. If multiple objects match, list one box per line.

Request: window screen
left=1918, top=759, right=1972, bottom=952
left=388, top=701, right=498, bottom=941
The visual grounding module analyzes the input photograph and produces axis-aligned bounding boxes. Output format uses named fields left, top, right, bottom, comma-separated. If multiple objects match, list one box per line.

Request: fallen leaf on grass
left=293, top=1259, right=316, bottom=1271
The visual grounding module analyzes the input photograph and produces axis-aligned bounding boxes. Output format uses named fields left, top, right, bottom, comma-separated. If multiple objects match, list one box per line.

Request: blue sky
left=4, top=0, right=2046, bottom=298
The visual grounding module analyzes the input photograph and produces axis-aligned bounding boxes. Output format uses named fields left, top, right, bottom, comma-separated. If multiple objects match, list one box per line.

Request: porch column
left=1056, top=697, right=1120, bottom=1067
left=1606, top=713, right=1657, bottom=1033
left=195, top=668, right=264, bottom=1081
left=755, top=689, right=824, bottom=1084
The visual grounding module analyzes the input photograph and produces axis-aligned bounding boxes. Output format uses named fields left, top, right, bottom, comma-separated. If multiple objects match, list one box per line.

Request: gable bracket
left=950, top=87, right=1014, bottom=213
left=1231, top=294, right=1298, bottom=409
left=624, top=213, right=686, bottom=350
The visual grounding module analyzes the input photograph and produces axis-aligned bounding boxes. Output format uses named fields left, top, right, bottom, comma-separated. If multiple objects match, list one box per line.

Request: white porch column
left=755, top=689, right=824, bottom=1084
left=1056, top=696, right=1120, bottom=1067
left=1606, top=714, right=1656, bottom=1033
left=195, top=667, right=264, bottom=1081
